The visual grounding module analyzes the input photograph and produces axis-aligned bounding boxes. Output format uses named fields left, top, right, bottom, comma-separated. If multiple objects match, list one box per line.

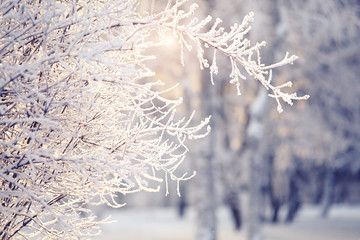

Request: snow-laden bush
left=0, top=0, right=308, bottom=239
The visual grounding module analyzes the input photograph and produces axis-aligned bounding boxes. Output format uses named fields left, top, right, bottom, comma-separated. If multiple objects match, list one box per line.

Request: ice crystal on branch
left=0, top=0, right=308, bottom=239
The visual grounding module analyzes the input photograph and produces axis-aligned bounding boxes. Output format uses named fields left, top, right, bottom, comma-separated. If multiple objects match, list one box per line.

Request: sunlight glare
left=162, top=31, right=178, bottom=50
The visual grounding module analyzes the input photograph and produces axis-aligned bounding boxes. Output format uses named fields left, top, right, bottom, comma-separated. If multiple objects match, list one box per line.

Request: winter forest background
left=1, top=0, right=359, bottom=240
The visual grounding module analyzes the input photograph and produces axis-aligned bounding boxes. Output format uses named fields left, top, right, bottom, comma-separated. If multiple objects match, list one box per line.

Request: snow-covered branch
left=0, top=0, right=308, bottom=239
left=154, top=3, right=309, bottom=112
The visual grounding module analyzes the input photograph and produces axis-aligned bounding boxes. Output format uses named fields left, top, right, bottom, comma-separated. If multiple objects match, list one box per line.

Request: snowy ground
left=95, top=205, right=360, bottom=240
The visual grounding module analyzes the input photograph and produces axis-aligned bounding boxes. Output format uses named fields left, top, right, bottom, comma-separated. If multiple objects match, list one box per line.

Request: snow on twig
left=0, top=0, right=308, bottom=238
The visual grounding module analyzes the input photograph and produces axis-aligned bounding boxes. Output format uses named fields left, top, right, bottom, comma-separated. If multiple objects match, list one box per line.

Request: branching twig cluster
left=0, top=0, right=307, bottom=239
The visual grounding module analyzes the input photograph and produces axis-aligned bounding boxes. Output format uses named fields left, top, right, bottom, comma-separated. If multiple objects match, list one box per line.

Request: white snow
left=95, top=205, right=360, bottom=240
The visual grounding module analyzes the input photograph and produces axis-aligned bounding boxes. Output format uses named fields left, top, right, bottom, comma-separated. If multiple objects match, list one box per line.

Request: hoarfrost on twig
left=0, top=0, right=308, bottom=239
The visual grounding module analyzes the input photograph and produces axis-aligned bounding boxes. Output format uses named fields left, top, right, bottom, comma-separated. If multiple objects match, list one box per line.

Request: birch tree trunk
left=241, top=87, right=268, bottom=240
left=240, top=0, right=280, bottom=239
left=195, top=1, right=218, bottom=239
left=196, top=59, right=218, bottom=240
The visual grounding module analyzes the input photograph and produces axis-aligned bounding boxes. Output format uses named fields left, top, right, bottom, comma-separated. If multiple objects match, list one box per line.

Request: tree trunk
left=285, top=174, right=301, bottom=222
left=225, top=190, right=242, bottom=230
left=196, top=46, right=218, bottom=240
left=320, top=167, right=335, bottom=218
left=178, top=185, right=187, bottom=218
left=268, top=154, right=281, bottom=223
left=270, top=199, right=281, bottom=223
left=240, top=1, right=281, bottom=238
left=241, top=87, right=268, bottom=240
left=196, top=153, right=217, bottom=240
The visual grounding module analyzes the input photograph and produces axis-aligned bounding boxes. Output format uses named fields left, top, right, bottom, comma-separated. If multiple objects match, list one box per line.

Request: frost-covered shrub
left=0, top=0, right=307, bottom=239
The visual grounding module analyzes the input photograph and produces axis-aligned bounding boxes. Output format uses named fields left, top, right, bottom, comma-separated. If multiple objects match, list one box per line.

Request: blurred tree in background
left=143, top=1, right=360, bottom=240
left=188, top=1, right=360, bottom=240
left=265, top=0, right=360, bottom=220
left=107, top=1, right=360, bottom=240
